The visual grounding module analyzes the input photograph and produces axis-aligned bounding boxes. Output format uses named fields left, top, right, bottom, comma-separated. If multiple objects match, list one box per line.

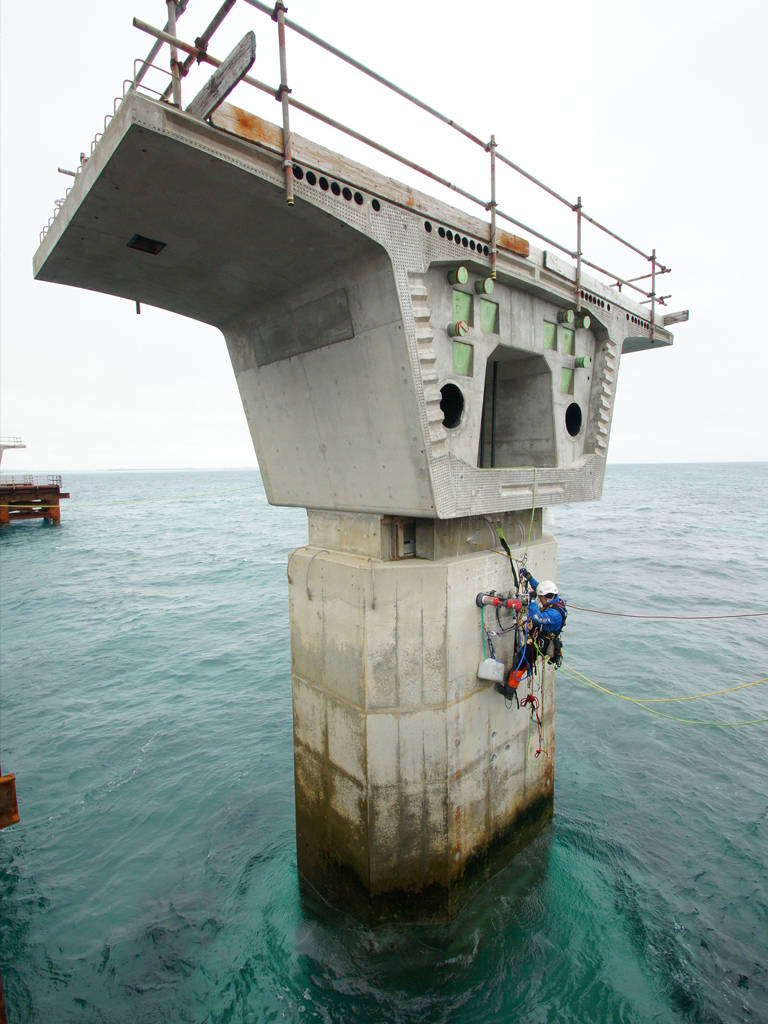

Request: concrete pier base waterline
left=289, top=512, right=556, bottom=924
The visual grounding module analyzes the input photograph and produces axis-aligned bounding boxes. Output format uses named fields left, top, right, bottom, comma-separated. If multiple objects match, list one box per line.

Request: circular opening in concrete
left=371, top=198, right=381, bottom=211
left=438, top=226, right=446, bottom=238
left=293, top=165, right=304, bottom=180
left=354, top=192, right=364, bottom=205
left=565, top=402, right=583, bottom=437
left=440, top=383, right=464, bottom=429
left=342, top=186, right=352, bottom=201
left=331, top=181, right=341, bottom=196
left=306, top=171, right=317, bottom=186
left=319, top=176, right=329, bottom=191
left=446, top=230, right=453, bottom=240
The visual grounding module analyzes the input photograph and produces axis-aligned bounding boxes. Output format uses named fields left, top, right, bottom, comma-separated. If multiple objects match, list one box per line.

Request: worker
left=524, top=571, right=567, bottom=637
left=495, top=570, right=567, bottom=700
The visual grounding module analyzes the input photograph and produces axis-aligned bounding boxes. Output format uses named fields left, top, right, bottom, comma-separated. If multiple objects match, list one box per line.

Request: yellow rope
left=560, top=664, right=768, bottom=726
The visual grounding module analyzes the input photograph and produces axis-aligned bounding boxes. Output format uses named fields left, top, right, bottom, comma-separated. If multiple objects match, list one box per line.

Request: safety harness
left=530, top=599, right=567, bottom=669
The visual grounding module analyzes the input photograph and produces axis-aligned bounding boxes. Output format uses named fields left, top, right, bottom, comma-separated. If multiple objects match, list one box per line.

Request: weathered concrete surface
left=289, top=514, right=556, bottom=924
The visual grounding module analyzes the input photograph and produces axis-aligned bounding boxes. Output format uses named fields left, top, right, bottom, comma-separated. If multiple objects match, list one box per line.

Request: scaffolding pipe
left=495, top=150, right=576, bottom=210
left=134, top=0, right=188, bottom=86
left=489, top=135, right=497, bottom=280
left=495, top=207, right=576, bottom=258
left=240, top=0, right=489, bottom=151
left=650, top=248, right=656, bottom=341
left=129, top=16, right=671, bottom=308
left=166, top=0, right=182, bottom=106
left=161, top=0, right=236, bottom=100
left=274, top=1, right=294, bottom=205
left=575, top=197, right=582, bottom=311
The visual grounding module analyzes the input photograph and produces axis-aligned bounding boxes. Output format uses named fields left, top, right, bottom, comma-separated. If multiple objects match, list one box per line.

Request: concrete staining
left=291, top=512, right=556, bottom=924
left=33, top=89, right=673, bottom=923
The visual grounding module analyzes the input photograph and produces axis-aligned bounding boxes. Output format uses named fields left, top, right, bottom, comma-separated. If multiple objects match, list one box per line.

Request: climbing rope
left=567, top=604, right=767, bottom=620
left=560, top=664, right=768, bottom=726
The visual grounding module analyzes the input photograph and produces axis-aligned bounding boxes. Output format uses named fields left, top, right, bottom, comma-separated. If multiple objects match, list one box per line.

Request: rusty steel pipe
left=160, top=0, right=237, bottom=101
left=650, top=249, right=656, bottom=341
left=580, top=256, right=653, bottom=298
left=132, top=20, right=276, bottom=98
left=134, top=0, right=188, bottom=86
left=274, top=1, right=294, bottom=205
left=495, top=150, right=576, bottom=210
left=166, top=0, right=182, bottom=106
left=575, top=197, right=582, bottom=311
left=287, top=96, right=489, bottom=211
left=489, top=135, right=497, bottom=279
left=495, top=207, right=576, bottom=258
left=240, top=0, right=489, bottom=152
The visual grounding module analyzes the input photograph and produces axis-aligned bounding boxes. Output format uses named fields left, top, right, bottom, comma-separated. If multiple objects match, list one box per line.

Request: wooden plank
left=186, top=31, right=256, bottom=121
left=211, top=102, right=284, bottom=153
left=497, top=229, right=530, bottom=257
left=662, top=309, right=689, bottom=326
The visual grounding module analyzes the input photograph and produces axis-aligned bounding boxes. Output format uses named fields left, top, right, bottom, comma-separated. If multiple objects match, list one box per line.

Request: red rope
left=567, top=604, right=768, bottom=620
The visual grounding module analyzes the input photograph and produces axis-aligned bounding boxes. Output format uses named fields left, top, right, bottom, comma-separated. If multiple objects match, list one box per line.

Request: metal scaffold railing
left=44, top=0, right=677, bottom=335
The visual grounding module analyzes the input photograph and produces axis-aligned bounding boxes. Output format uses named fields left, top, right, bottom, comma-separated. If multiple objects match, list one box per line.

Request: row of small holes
left=580, top=288, right=610, bottom=312
left=627, top=313, right=650, bottom=329
left=429, top=223, right=490, bottom=255
left=294, top=165, right=366, bottom=207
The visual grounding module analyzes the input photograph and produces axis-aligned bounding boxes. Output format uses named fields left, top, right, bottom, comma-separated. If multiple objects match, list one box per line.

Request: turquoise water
left=1, top=464, right=766, bottom=1024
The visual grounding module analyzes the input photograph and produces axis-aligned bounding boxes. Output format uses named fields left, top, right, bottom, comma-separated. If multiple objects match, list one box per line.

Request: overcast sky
left=1, top=0, right=766, bottom=471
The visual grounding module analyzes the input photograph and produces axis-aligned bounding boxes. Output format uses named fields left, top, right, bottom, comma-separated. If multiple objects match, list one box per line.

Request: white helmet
left=536, top=581, right=558, bottom=602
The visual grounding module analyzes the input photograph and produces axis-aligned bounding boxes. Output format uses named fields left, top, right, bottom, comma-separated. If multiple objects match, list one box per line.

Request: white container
left=477, top=658, right=505, bottom=683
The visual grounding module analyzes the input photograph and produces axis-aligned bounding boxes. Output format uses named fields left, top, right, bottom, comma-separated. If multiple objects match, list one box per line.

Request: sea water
left=1, top=463, right=766, bottom=1024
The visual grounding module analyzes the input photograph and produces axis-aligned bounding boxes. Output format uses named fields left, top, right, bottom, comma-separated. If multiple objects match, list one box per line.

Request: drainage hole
left=440, top=383, right=464, bottom=429
left=565, top=402, right=583, bottom=437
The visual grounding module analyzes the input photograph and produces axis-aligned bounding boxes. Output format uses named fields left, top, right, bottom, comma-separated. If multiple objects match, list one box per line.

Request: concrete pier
left=32, top=76, right=675, bottom=922
left=289, top=512, right=556, bottom=923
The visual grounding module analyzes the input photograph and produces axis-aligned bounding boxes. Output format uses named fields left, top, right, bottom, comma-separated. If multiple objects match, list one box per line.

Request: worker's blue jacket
left=527, top=575, right=567, bottom=632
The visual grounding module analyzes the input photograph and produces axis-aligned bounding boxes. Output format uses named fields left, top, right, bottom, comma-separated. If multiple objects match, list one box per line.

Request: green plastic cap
left=449, top=320, right=470, bottom=338
left=558, top=309, right=575, bottom=324
left=576, top=314, right=591, bottom=330
left=447, top=267, right=469, bottom=285
left=474, top=277, right=494, bottom=295
left=575, top=356, right=591, bottom=368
